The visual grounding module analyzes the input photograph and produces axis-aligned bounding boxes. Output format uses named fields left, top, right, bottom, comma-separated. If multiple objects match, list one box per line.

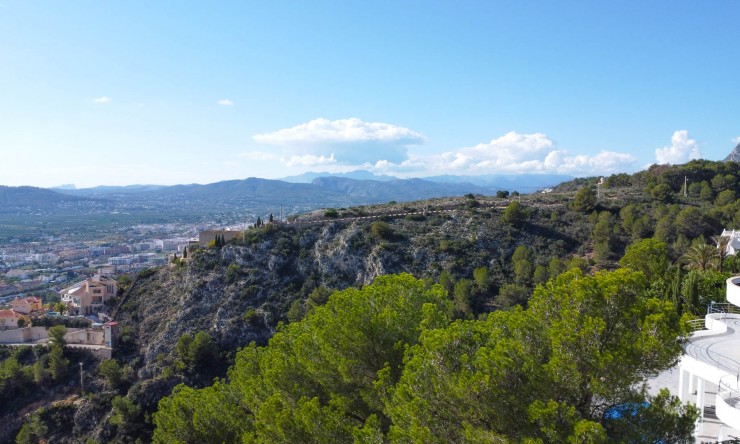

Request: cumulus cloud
left=252, top=118, right=425, bottom=164
left=399, top=131, right=636, bottom=176
left=437, top=132, right=557, bottom=171
left=655, top=130, right=700, bottom=164
left=285, top=154, right=337, bottom=167
left=217, top=99, right=234, bottom=106
left=236, top=151, right=337, bottom=168
left=733, top=136, right=740, bottom=146
left=92, top=96, right=111, bottom=104
left=249, top=122, right=636, bottom=177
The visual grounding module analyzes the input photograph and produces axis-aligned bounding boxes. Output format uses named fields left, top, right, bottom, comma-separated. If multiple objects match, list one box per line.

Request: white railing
left=719, top=375, right=740, bottom=404
left=708, top=302, right=740, bottom=315
left=686, top=318, right=706, bottom=332
left=717, top=375, right=740, bottom=429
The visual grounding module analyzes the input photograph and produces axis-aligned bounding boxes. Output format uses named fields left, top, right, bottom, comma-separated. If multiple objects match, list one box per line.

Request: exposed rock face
left=116, top=206, right=582, bottom=379
left=724, top=143, right=740, bottom=162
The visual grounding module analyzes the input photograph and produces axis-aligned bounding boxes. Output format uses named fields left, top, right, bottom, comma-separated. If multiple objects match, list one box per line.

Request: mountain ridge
left=724, top=142, right=740, bottom=162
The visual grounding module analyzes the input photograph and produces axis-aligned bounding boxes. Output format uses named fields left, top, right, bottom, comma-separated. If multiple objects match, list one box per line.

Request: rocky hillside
left=119, top=197, right=588, bottom=380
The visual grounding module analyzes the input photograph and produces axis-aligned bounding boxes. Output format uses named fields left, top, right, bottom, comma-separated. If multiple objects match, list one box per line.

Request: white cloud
left=733, top=136, right=740, bottom=146
left=655, top=130, right=700, bottom=164
left=248, top=123, right=636, bottom=177
left=254, top=117, right=424, bottom=145
left=370, top=131, right=636, bottom=177
left=284, top=154, right=337, bottom=167
left=252, top=118, right=425, bottom=164
left=555, top=151, right=637, bottom=175
left=217, top=99, right=234, bottom=106
left=92, top=96, right=111, bottom=104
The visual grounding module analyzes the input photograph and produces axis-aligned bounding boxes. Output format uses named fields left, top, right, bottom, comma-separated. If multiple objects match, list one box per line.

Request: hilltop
left=0, top=186, right=88, bottom=210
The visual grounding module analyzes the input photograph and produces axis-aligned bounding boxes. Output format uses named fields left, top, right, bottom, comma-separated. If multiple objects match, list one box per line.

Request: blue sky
left=1, top=1, right=739, bottom=188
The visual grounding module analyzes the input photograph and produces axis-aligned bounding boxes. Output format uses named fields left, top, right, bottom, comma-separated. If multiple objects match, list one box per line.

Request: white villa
left=674, top=276, right=740, bottom=440
left=720, top=229, right=740, bottom=255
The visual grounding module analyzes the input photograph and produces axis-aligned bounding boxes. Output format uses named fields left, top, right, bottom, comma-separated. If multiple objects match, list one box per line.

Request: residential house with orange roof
left=59, top=275, right=118, bottom=316
left=0, top=309, right=24, bottom=330
left=10, top=296, right=42, bottom=314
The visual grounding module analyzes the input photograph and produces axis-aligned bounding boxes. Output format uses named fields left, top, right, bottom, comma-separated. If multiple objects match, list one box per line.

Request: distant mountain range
left=0, top=172, right=573, bottom=216
left=42, top=171, right=570, bottom=203
left=280, top=170, right=572, bottom=191
left=50, top=176, right=498, bottom=204
left=421, top=173, right=574, bottom=190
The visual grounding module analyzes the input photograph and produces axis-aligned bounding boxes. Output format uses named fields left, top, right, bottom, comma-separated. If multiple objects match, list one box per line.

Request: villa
left=673, top=276, right=740, bottom=440
left=720, top=229, right=740, bottom=255
left=59, top=274, right=117, bottom=316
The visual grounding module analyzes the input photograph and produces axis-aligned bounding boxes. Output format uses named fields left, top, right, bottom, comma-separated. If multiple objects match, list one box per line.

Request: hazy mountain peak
left=280, top=170, right=398, bottom=183
left=51, top=184, right=77, bottom=190
left=724, top=143, right=740, bottom=163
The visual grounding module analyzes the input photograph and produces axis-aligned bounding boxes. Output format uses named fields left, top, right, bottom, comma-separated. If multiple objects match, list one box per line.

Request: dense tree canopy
left=153, top=271, right=696, bottom=443
left=619, top=238, right=669, bottom=282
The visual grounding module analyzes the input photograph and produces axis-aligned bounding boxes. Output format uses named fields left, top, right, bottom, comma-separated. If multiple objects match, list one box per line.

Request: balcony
left=718, top=375, right=740, bottom=430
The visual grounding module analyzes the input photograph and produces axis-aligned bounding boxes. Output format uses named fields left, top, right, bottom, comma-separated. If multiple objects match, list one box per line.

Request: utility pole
left=79, top=362, right=84, bottom=392
left=684, top=176, right=688, bottom=197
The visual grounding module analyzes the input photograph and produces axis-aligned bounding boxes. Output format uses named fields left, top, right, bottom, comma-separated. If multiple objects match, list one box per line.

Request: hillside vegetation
left=8, top=159, right=740, bottom=442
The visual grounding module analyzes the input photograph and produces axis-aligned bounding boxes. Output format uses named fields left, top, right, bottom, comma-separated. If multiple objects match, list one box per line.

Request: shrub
left=244, top=309, right=261, bottom=325
left=571, top=186, right=596, bottom=212
left=371, top=221, right=393, bottom=240
left=225, top=264, right=240, bottom=284
left=502, top=201, right=527, bottom=227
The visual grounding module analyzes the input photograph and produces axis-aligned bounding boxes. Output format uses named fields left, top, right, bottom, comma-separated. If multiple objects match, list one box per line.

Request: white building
left=674, top=276, right=740, bottom=440
left=32, top=253, right=59, bottom=264
left=720, top=229, right=740, bottom=255
left=108, top=256, right=133, bottom=266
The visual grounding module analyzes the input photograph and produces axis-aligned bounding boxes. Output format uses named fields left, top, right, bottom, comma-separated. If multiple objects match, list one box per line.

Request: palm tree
left=681, top=243, right=718, bottom=271
left=712, top=235, right=731, bottom=273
